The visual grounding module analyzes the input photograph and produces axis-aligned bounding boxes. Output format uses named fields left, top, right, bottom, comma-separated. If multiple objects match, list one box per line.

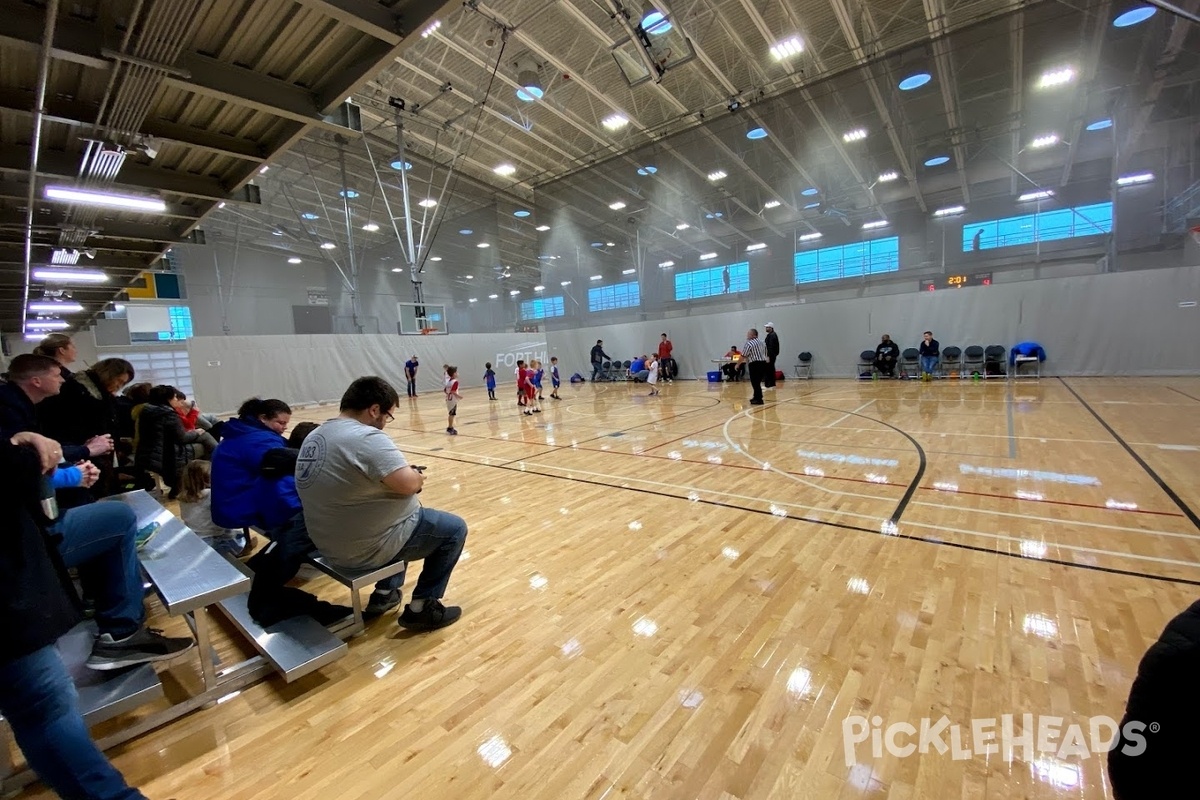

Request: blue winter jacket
left=211, top=417, right=300, bottom=530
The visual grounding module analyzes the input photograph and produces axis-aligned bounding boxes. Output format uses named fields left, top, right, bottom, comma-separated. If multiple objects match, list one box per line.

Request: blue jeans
left=52, top=504, right=143, bottom=640
left=591, top=362, right=602, bottom=381
left=377, top=507, right=467, bottom=600
left=405, top=377, right=416, bottom=397
left=920, top=355, right=938, bottom=375
left=0, top=646, right=145, bottom=799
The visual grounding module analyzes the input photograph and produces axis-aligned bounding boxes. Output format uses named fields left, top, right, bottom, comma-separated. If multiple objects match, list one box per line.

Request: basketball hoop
left=420, top=327, right=437, bottom=335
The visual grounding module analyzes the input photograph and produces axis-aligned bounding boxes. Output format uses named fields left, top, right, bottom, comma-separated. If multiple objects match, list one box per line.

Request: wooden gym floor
left=21, top=376, right=1200, bottom=799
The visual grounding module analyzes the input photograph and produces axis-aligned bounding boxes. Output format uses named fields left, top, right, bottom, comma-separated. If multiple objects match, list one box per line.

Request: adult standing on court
left=657, top=333, right=674, bottom=382
left=589, top=340, right=610, bottom=382
left=763, top=323, right=780, bottom=389
left=742, top=328, right=769, bottom=405
left=403, top=355, right=419, bottom=398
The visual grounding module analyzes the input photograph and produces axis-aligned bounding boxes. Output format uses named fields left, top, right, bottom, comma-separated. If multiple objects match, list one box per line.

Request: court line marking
left=1158, top=444, right=1200, bottom=452
left=1060, top=378, right=1200, bottom=533
left=1005, top=384, right=1018, bottom=459
left=824, top=399, right=875, bottom=428
left=1165, top=386, right=1200, bottom=403
left=400, top=444, right=1200, bottom=582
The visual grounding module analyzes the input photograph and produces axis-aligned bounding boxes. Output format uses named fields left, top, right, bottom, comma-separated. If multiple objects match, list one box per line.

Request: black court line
left=770, top=397, right=927, bottom=523
left=1165, top=386, right=1200, bottom=404
left=1060, top=378, right=1200, bottom=533
left=413, top=446, right=1200, bottom=589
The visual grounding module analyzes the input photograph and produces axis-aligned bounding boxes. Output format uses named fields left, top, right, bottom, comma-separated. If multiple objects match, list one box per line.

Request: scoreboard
left=919, top=272, right=992, bottom=292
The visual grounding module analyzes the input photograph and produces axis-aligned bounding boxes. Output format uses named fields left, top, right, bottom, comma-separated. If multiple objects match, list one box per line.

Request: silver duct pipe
left=21, top=0, right=60, bottom=334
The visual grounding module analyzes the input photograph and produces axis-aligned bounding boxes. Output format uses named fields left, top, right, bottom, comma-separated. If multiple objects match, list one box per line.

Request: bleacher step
left=215, top=594, right=347, bottom=683
left=59, top=623, right=164, bottom=726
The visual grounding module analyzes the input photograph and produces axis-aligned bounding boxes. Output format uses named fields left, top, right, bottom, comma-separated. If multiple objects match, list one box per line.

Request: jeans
left=632, top=369, right=649, bottom=382
left=52, top=504, right=143, bottom=640
left=376, top=507, right=467, bottom=601
left=405, top=377, right=417, bottom=397
left=591, top=362, right=602, bottom=381
left=920, top=355, right=938, bottom=375
left=0, top=646, right=145, bottom=800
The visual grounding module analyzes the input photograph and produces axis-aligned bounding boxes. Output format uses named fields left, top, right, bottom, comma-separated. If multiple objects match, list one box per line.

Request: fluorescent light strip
left=699, top=252, right=717, bottom=260
left=933, top=205, right=966, bottom=217
left=536, top=225, right=550, bottom=231
left=493, top=163, right=516, bottom=176
left=622, top=268, right=636, bottom=274
left=27, top=319, right=69, bottom=330
left=45, top=186, right=166, bottom=212
left=1116, top=172, right=1154, bottom=186
left=746, top=243, right=767, bottom=251
left=658, top=260, right=675, bottom=268
left=590, top=275, right=603, bottom=281
left=560, top=280, right=572, bottom=286
left=1018, top=190, right=1054, bottom=202
left=418, top=199, right=437, bottom=208
left=798, top=232, right=823, bottom=242
left=33, top=269, right=108, bottom=283
left=609, top=201, right=626, bottom=210
left=675, top=223, right=690, bottom=230
left=29, top=302, right=83, bottom=313
left=769, top=36, right=804, bottom=61
left=862, top=220, right=889, bottom=230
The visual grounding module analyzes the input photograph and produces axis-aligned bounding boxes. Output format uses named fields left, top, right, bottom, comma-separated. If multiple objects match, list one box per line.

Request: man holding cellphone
left=295, top=377, right=466, bottom=630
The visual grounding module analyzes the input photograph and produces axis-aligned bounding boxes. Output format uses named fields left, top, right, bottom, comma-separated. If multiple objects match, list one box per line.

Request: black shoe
left=750, top=399, right=765, bottom=405
left=86, top=627, right=194, bottom=671
left=398, top=599, right=462, bottom=631
left=364, top=589, right=402, bottom=619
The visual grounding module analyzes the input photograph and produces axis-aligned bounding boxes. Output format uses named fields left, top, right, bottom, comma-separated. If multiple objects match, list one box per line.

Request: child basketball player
left=550, top=356, right=561, bottom=400
left=444, top=365, right=462, bottom=435
left=484, top=362, right=497, bottom=400
left=515, top=360, right=527, bottom=408
left=533, top=359, right=545, bottom=401
left=647, top=354, right=660, bottom=396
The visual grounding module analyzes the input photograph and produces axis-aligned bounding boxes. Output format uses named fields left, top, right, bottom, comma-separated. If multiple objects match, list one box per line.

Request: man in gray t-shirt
left=295, top=376, right=465, bottom=631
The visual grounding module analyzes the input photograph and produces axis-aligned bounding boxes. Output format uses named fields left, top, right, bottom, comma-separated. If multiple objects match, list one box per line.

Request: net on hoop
left=420, top=327, right=438, bottom=335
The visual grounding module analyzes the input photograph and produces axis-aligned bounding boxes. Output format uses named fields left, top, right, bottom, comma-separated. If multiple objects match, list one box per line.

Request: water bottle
left=39, top=473, right=59, bottom=522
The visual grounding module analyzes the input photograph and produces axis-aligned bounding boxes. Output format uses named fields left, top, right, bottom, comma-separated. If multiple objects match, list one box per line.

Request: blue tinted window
left=587, top=281, right=641, bottom=312
left=157, top=306, right=193, bottom=341
left=519, top=296, right=565, bottom=320
left=963, top=202, right=1112, bottom=251
left=674, top=261, right=750, bottom=300
left=793, top=237, right=900, bottom=285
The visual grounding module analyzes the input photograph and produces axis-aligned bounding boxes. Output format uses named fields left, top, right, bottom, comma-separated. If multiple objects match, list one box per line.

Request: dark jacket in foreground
left=1108, top=599, right=1200, bottom=799
left=0, top=441, right=82, bottom=663
left=134, top=403, right=191, bottom=488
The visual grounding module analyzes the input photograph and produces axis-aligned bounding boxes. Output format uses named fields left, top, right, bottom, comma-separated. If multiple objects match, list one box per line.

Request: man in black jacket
left=0, top=432, right=146, bottom=799
left=763, top=323, right=780, bottom=389
left=1109, top=599, right=1200, bottom=798
left=0, top=355, right=192, bottom=671
left=874, top=334, right=901, bottom=377
left=590, top=340, right=611, bottom=382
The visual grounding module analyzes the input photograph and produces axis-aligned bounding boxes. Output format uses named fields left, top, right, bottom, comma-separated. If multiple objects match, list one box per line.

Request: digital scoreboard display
left=920, top=272, right=992, bottom=291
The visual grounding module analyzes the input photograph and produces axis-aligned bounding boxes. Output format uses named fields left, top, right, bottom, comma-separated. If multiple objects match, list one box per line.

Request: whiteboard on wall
left=126, top=305, right=171, bottom=333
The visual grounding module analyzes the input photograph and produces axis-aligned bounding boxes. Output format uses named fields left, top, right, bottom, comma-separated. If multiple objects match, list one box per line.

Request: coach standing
left=763, top=322, right=779, bottom=389
left=743, top=328, right=769, bottom=405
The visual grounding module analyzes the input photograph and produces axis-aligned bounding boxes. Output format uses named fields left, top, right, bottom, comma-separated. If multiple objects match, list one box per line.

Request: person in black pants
left=763, top=323, right=780, bottom=389
left=742, top=328, right=769, bottom=405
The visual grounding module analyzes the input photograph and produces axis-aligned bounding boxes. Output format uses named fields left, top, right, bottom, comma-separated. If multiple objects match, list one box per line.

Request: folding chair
left=940, top=346, right=962, bottom=379
left=794, top=352, right=813, bottom=379
left=856, top=350, right=875, bottom=379
left=900, top=348, right=920, bottom=379
left=984, top=345, right=1007, bottom=378
left=963, top=345, right=985, bottom=378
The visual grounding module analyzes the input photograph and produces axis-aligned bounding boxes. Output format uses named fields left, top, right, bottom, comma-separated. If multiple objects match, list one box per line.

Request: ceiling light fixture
left=421, top=20, right=441, bottom=37
left=418, top=198, right=437, bottom=208
left=33, top=269, right=108, bottom=283
left=26, top=319, right=70, bottom=330
left=534, top=284, right=545, bottom=291
left=28, top=301, right=83, bottom=313
left=898, top=72, right=932, bottom=91
left=390, top=157, right=413, bottom=171
left=707, top=170, right=726, bottom=182
left=609, top=201, right=626, bottom=210
left=430, top=256, right=442, bottom=261
left=536, top=224, right=550, bottom=231
left=641, top=10, right=672, bottom=35
left=801, top=187, right=819, bottom=196
left=622, top=268, right=636, bottom=274
left=769, top=36, right=804, bottom=61
left=1086, top=118, right=1113, bottom=131
left=561, top=280, right=572, bottom=286
left=477, top=242, right=491, bottom=248
left=339, top=190, right=358, bottom=199
left=1113, top=6, right=1156, bottom=27
left=862, top=220, right=889, bottom=230
left=362, top=223, right=380, bottom=232
left=1116, top=172, right=1154, bottom=186
left=746, top=125, right=768, bottom=140
left=590, top=275, right=602, bottom=281
left=468, top=297, right=477, bottom=303
left=602, top=113, right=629, bottom=130
left=1037, top=66, right=1076, bottom=89
left=510, top=289, right=520, bottom=296
left=606, top=242, right=615, bottom=247
left=699, top=252, right=717, bottom=260
left=493, top=163, right=516, bottom=176
left=320, top=242, right=336, bottom=249
left=933, top=205, right=966, bottom=217
left=1018, top=190, right=1054, bottom=202
left=259, top=165, right=269, bottom=174
left=1028, top=134, right=1060, bottom=149
left=842, top=127, right=867, bottom=142
left=924, top=155, right=950, bottom=167
left=464, top=274, right=474, bottom=279
left=288, top=257, right=303, bottom=264
left=746, top=243, right=767, bottom=251
left=459, top=229, right=473, bottom=235
left=763, top=200, right=781, bottom=209
left=44, top=186, right=166, bottom=213
left=301, top=212, right=319, bottom=220
left=658, top=260, right=675, bottom=268
left=803, top=201, right=820, bottom=209
left=798, top=232, right=823, bottom=242
left=488, top=293, right=499, bottom=299
left=878, top=171, right=899, bottom=182
left=513, top=209, right=531, bottom=217
left=675, top=223, right=690, bottom=230
left=637, top=165, right=657, bottom=175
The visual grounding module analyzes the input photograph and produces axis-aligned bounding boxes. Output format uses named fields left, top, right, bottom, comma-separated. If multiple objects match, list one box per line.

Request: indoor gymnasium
left=0, top=1, right=1198, bottom=799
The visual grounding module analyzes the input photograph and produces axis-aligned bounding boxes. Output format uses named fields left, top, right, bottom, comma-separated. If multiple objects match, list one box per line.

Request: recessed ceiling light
left=301, top=212, right=319, bottom=220
left=590, top=274, right=603, bottom=280
left=514, top=209, right=531, bottom=217
left=1116, top=172, right=1154, bottom=186
left=488, top=293, right=499, bottom=299
left=641, top=10, right=672, bottom=35
left=878, top=171, right=899, bottom=182
left=801, top=187, right=819, bottom=196
left=418, top=198, right=437, bottom=208
left=1113, top=6, right=1156, bottom=27
left=764, top=200, right=781, bottom=209
left=746, top=126, right=768, bottom=140
left=430, top=256, right=442, bottom=261
left=459, top=229, right=473, bottom=235
left=362, top=223, right=380, bottom=232
left=769, top=36, right=804, bottom=61
left=609, top=201, right=626, bottom=210
left=468, top=297, right=478, bottom=303
left=288, top=257, right=303, bottom=263
left=494, top=163, right=516, bottom=176
left=798, top=232, right=823, bottom=242
left=675, top=222, right=690, bottom=230
left=699, top=252, right=717, bottom=260
left=1037, top=66, right=1076, bottom=89
left=477, top=242, right=490, bottom=248
left=1018, top=190, right=1054, bottom=202
left=1028, top=134, right=1060, bottom=149
left=932, top=205, right=966, bottom=217
left=842, top=128, right=867, bottom=143
left=637, top=165, right=658, bottom=175
left=535, top=224, right=550, bottom=231
left=320, top=242, right=336, bottom=249
left=390, top=158, right=413, bottom=171
left=924, top=155, right=950, bottom=167
left=1086, top=118, right=1113, bottom=131
left=561, top=280, right=572, bottom=286
left=862, top=220, right=889, bottom=230
left=516, top=87, right=543, bottom=102
left=602, top=113, right=629, bottom=130
left=707, top=170, right=726, bottom=182
left=746, top=243, right=767, bottom=251
left=658, top=260, right=675, bottom=268
left=421, top=19, right=441, bottom=37
left=339, top=190, right=359, bottom=199
left=898, top=72, right=931, bottom=91
left=622, top=268, right=635, bottom=275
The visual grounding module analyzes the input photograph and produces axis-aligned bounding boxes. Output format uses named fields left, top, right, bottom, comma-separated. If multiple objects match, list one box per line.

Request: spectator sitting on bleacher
left=295, top=376, right=467, bottom=631
left=0, top=355, right=194, bottom=670
left=0, top=432, right=148, bottom=800
left=172, top=389, right=224, bottom=443
left=178, top=460, right=251, bottom=558
left=136, top=385, right=211, bottom=498
left=874, top=335, right=901, bottom=378
left=211, top=399, right=350, bottom=626
left=630, top=355, right=649, bottom=381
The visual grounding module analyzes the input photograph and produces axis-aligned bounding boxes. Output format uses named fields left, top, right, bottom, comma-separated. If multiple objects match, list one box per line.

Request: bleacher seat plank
left=59, top=623, right=163, bottom=726
left=215, top=594, right=347, bottom=683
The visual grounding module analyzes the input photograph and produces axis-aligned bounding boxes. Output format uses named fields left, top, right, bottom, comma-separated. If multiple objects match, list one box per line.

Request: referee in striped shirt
left=742, top=328, right=769, bottom=405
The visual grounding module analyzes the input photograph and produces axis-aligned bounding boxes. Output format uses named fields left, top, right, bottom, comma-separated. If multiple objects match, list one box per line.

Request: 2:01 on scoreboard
left=920, top=272, right=992, bottom=291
